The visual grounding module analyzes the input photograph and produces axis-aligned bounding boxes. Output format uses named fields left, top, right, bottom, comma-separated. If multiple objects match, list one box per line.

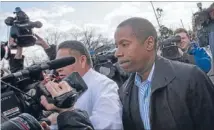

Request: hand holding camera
left=40, top=72, right=88, bottom=127
left=40, top=71, right=87, bottom=109
left=40, top=81, right=74, bottom=113
left=35, top=34, right=50, bottom=49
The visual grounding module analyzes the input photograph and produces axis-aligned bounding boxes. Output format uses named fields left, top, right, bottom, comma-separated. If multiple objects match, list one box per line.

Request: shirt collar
left=135, top=63, right=155, bottom=86
left=82, top=68, right=93, bottom=82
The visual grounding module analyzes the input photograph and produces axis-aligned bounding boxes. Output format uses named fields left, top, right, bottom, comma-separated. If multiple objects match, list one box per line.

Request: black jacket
left=119, top=56, right=214, bottom=130
left=57, top=109, right=94, bottom=130
left=9, top=54, right=25, bottom=73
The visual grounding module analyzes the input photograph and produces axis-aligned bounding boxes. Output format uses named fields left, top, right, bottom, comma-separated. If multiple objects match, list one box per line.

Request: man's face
left=114, top=25, right=154, bottom=73
left=176, top=32, right=190, bottom=51
left=56, top=48, right=87, bottom=79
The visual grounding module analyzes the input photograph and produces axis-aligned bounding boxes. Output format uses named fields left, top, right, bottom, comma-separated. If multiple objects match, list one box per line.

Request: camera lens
left=1, top=113, right=42, bottom=130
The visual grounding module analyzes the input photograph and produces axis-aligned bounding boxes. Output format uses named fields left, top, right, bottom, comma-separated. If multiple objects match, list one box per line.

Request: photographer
left=40, top=40, right=122, bottom=130
left=174, top=28, right=211, bottom=73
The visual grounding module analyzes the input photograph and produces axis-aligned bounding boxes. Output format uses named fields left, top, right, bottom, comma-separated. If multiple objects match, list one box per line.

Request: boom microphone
left=1, top=57, right=75, bottom=82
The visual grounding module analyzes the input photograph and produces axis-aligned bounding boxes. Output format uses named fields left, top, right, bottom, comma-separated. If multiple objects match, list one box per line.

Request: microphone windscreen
left=47, top=57, right=76, bottom=70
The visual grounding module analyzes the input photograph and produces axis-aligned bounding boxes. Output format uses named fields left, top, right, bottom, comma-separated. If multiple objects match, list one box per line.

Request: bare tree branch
left=68, top=27, right=113, bottom=50
left=44, top=27, right=113, bottom=51
left=44, top=28, right=67, bottom=45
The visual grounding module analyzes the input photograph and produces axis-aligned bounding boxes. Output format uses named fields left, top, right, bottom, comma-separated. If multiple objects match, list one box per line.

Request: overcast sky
left=1, top=2, right=213, bottom=40
left=0, top=1, right=213, bottom=66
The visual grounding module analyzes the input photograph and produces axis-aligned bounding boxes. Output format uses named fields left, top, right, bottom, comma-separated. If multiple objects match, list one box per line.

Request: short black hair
left=57, top=40, right=92, bottom=67
left=117, top=17, right=158, bottom=47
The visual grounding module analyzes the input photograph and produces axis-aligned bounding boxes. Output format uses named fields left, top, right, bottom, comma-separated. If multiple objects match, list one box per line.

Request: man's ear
left=145, top=36, right=155, bottom=51
left=79, top=55, right=87, bottom=68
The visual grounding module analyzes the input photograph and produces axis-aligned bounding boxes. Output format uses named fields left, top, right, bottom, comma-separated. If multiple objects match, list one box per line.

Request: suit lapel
left=150, top=56, right=177, bottom=130
left=130, top=83, right=145, bottom=130
left=151, top=56, right=176, bottom=94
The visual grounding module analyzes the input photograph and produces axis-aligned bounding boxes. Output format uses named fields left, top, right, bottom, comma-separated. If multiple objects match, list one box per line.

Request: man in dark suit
left=114, top=17, right=214, bottom=130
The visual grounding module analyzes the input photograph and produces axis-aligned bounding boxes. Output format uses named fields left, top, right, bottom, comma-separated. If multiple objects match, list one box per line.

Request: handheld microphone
left=1, top=57, right=75, bottom=82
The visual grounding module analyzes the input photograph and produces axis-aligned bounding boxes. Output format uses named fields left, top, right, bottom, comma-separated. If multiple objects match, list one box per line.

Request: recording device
left=93, top=47, right=117, bottom=77
left=192, top=2, right=214, bottom=47
left=4, top=7, right=42, bottom=48
left=1, top=113, right=43, bottom=130
left=93, top=45, right=128, bottom=87
left=1, top=57, right=76, bottom=120
left=159, top=35, right=182, bottom=60
left=93, top=48, right=117, bottom=78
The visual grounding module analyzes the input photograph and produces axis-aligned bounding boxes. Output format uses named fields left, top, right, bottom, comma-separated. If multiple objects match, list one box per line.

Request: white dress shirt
left=51, top=68, right=123, bottom=130
left=74, top=68, right=123, bottom=129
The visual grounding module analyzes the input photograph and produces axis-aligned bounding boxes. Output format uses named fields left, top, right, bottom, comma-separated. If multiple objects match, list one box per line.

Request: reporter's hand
left=35, top=34, right=50, bottom=49
left=40, top=95, right=58, bottom=111
left=41, top=121, right=50, bottom=130
left=47, top=112, right=59, bottom=125
left=40, top=81, right=73, bottom=112
left=8, top=37, right=17, bottom=47
left=14, top=46, right=23, bottom=59
left=46, top=81, right=72, bottom=98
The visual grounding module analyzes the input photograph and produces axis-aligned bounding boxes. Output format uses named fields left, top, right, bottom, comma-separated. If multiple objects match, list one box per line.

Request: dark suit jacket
left=119, top=56, right=214, bottom=130
left=57, top=109, right=94, bottom=130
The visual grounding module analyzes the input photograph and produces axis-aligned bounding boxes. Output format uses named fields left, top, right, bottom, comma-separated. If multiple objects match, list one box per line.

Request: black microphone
left=1, top=57, right=75, bottom=82
left=46, top=56, right=75, bottom=70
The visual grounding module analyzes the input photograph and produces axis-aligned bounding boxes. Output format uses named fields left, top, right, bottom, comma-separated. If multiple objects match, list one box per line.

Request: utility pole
left=180, top=19, right=185, bottom=28
left=150, top=1, right=161, bottom=28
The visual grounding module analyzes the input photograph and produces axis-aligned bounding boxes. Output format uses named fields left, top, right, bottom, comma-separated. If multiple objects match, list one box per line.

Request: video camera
left=1, top=56, right=88, bottom=127
left=92, top=45, right=129, bottom=87
left=192, top=2, right=214, bottom=47
left=93, top=48, right=117, bottom=78
left=1, top=113, right=43, bottom=130
left=159, top=35, right=182, bottom=60
left=4, top=7, right=42, bottom=48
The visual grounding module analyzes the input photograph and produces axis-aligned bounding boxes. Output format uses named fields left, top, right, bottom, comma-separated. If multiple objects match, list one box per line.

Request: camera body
left=159, top=35, right=182, bottom=60
left=4, top=7, right=42, bottom=48
left=93, top=48, right=118, bottom=79
left=1, top=76, right=44, bottom=120
left=92, top=45, right=129, bottom=87
left=1, top=113, right=43, bottom=130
